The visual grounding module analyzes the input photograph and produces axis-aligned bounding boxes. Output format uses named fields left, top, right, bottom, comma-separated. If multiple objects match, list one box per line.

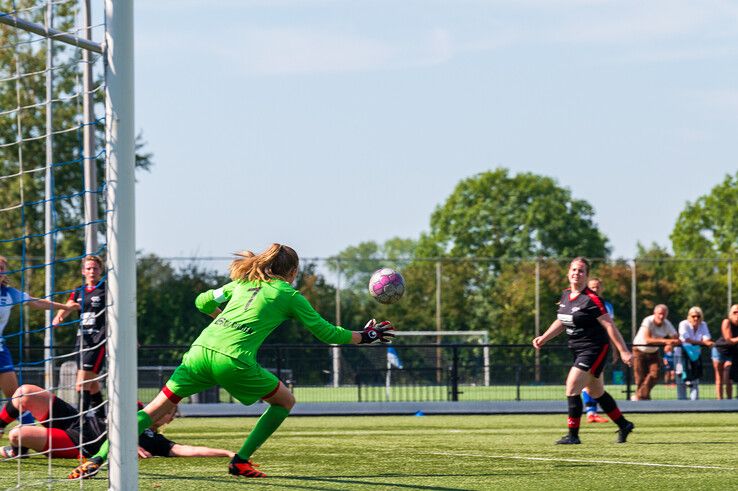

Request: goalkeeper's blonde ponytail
left=229, top=244, right=299, bottom=282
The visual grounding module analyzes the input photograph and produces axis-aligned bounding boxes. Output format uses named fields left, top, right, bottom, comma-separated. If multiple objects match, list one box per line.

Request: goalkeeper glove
left=360, top=319, right=395, bottom=344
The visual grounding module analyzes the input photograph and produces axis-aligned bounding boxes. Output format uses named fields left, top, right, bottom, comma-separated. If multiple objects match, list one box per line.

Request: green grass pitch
left=3, top=413, right=737, bottom=490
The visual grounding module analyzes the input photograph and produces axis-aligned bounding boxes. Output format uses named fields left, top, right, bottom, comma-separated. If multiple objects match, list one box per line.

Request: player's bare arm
left=597, top=314, right=632, bottom=366
left=533, top=319, right=565, bottom=349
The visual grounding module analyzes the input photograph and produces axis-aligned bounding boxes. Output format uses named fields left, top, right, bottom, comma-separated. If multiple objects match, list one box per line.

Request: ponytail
left=229, top=244, right=299, bottom=282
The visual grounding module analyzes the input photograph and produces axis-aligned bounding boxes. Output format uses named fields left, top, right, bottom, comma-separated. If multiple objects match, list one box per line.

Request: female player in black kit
left=532, top=257, right=635, bottom=444
left=54, top=256, right=107, bottom=418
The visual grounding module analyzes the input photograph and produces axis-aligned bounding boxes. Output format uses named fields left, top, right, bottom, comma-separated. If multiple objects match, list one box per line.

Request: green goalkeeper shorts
left=165, top=345, right=280, bottom=405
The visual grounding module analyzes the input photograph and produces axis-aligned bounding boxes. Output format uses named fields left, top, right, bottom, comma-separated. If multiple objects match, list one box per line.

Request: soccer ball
left=368, top=268, right=405, bottom=304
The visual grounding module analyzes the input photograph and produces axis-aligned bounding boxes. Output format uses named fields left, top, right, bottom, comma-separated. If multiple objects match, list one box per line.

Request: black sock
left=567, top=395, right=583, bottom=438
left=0, top=399, right=20, bottom=429
left=596, top=391, right=628, bottom=428
left=14, top=446, right=29, bottom=456
left=231, top=454, right=248, bottom=463
left=90, top=392, right=105, bottom=418
left=79, top=390, right=91, bottom=413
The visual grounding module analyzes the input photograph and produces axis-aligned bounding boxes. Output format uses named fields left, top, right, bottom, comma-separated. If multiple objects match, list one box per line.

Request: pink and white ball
left=368, top=268, right=405, bottom=304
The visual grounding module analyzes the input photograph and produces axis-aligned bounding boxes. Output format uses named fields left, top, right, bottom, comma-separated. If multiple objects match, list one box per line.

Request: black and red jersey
left=68, top=281, right=106, bottom=336
left=557, top=286, right=609, bottom=346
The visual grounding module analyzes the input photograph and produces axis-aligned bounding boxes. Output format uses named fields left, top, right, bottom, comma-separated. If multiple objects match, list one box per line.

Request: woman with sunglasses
left=676, top=306, right=714, bottom=400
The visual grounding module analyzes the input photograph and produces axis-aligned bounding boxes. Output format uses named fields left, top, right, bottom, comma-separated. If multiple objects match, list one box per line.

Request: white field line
left=427, top=451, right=736, bottom=471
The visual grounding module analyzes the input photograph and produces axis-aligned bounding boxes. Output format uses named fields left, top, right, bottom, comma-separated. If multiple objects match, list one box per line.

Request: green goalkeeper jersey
left=192, top=278, right=353, bottom=365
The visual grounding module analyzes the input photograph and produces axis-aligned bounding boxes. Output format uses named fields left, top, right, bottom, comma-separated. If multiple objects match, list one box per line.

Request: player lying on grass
left=69, top=243, right=395, bottom=480
left=0, top=384, right=233, bottom=461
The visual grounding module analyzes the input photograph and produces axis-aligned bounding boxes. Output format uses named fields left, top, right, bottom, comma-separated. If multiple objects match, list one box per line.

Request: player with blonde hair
left=69, top=243, right=395, bottom=479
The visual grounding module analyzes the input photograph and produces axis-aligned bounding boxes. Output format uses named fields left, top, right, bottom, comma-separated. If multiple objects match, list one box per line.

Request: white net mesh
left=0, top=0, right=108, bottom=486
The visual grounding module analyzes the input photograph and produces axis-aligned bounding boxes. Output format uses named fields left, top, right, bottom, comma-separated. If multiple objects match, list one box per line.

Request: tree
left=425, top=168, right=609, bottom=260
left=671, top=172, right=738, bottom=258
left=136, top=255, right=225, bottom=351
left=326, top=237, right=416, bottom=290
left=415, top=168, right=609, bottom=341
left=324, top=237, right=419, bottom=337
left=0, top=2, right=152, bottom=350
left=669, top=172, right=738, bottom=327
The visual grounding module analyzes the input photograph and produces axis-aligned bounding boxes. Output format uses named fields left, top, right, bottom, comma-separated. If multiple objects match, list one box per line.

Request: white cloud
left=203, top=27, right=473, bottom=75
left=521, top=0, right=738, bottom=48
left=136, top=0, right=738, bottom=75
left=224, top=28, right=395, bottom=75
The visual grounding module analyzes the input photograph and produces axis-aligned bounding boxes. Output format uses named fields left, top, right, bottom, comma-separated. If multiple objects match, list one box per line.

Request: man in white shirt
left=632, top=304, right=679, bottom=400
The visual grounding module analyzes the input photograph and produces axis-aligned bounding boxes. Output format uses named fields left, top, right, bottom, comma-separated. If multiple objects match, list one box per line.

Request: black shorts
left=76, top=333, right=106, bottom=373
left=139, top=428, right=176, bottom=457
left=47, top=396, right=105, bottom=457
left=570, top=343, right=610, bottom=377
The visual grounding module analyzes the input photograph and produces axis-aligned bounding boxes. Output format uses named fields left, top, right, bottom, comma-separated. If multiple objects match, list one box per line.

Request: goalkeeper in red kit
left=69, top=243, right=395, bottom=480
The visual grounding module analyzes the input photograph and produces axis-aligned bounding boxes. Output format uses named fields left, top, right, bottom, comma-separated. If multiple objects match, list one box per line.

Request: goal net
left=0, top=0, right=136, bottom=488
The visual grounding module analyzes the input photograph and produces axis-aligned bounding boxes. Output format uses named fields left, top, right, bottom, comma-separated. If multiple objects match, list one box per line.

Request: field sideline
left=138, top=383, right=725, bottom=404
left=3, top=413, right=737, bottom=490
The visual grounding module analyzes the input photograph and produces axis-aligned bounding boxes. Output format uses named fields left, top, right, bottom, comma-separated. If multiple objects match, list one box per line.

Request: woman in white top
left=0, top=256, right=78, bottom=398
left=676, top=306, right=714, bottom=400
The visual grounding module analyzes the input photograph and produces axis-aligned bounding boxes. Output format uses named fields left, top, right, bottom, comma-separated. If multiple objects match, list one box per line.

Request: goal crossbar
left=0, top=11, right=103, bottom=53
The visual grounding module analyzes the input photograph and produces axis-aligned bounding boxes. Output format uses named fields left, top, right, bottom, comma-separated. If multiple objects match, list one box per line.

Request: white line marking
left=427, top=451, right=735, bottom=470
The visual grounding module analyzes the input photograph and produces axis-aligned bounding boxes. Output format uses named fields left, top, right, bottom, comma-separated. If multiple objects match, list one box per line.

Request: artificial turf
left=2, top=413, right=737, bottom=490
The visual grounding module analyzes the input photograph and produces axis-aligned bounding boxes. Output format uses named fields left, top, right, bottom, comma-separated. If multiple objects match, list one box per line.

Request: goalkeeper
left=69, top=243, right=395, bottom=479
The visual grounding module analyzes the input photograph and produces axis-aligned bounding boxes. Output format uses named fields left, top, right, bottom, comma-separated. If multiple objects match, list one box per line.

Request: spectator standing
left=711, top=304, right=738, bottom=399
left=631, top=305, right=679, bottom=400
left=676, top=306, right=713, bottom=400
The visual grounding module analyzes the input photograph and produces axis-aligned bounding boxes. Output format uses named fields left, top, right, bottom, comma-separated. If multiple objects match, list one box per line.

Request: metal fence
left=14, top=343, right=727, bottom=404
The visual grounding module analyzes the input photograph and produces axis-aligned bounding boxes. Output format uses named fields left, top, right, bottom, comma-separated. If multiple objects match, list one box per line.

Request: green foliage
left=0, top=1, right=91, bottom=270
left=669, top=173, right=738, bottom=326
left=0, top=2, right=152, bottom=354
left=136, top=255, right=226, bottom=360
left=326, top=237, right=416, bottom=290
left=671, top=172, right=738, bottom=258
left=414, top=169, right=609, bottom=354
left=426, top=168, right=609, bottom=259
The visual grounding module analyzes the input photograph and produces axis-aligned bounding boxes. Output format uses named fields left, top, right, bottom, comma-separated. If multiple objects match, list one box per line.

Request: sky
left=132, top=0, right=738, bottom=262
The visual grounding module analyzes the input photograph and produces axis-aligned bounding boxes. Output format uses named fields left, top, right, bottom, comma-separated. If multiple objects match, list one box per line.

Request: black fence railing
left=8, top=343, right=726, bottom=404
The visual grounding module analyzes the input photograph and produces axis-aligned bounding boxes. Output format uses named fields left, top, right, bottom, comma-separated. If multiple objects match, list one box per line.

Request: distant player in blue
left=0, top=256, right=78, bottom=400
left=581, top=277, right=613, bottom=423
